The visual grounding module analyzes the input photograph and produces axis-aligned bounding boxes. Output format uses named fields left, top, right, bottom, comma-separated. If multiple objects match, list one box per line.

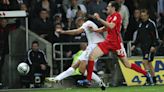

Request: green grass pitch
left=2, top=85, right=164, bottom=92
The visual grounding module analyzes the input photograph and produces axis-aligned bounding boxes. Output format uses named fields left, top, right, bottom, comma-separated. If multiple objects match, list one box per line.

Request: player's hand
left=93, top=13, right=100, bottom=20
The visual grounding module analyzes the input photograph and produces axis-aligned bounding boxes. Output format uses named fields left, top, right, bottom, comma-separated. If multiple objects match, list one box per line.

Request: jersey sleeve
left=80, top=21, right=98, bottom=31
left=80, top=21, right=89, bottom=31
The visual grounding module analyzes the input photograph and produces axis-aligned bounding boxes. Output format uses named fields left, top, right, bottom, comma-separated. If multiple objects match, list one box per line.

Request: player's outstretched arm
left=57, top=28, right=84, bottom=35
left=88, top=26, right=106, bottom=33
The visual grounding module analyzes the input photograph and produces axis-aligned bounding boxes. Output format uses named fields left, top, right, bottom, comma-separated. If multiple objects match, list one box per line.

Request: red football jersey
left=106, top=12, right=122, bottom=43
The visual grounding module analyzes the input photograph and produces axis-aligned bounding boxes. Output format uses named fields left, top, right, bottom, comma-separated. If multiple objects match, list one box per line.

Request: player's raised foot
left=99, top=81, right=106, bottom=91
left=45, top=77, right=60, bottom=83
left=77, top=79, right=91, bottom=86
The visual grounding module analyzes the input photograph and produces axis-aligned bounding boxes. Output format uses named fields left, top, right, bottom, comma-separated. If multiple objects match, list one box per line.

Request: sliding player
left=46, top=17, right=106, bottom=90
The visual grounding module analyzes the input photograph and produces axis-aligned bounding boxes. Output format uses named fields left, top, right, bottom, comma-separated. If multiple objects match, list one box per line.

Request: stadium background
left=0, top=0, right=164, bottom=91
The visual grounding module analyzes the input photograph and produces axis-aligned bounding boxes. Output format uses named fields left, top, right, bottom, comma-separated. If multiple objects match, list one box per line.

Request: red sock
left=87, top=60, right=94, bottom=81
left=131, top=63, right=147, bottom=76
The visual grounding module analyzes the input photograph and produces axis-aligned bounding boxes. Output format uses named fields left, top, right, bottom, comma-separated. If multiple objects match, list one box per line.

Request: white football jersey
left=80, top=20, right=105, bottom=44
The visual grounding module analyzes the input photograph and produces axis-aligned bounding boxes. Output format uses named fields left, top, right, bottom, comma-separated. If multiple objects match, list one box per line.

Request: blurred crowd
left=0, top=0, right=163, bottom=42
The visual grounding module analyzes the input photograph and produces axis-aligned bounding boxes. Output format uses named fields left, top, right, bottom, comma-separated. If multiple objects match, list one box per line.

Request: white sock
left=84, top=71, right=102, bottom=83
left=55, top=67, right=75, bottom=81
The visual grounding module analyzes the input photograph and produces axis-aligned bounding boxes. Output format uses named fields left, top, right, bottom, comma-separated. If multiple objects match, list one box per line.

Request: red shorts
left=98, top=40, right=126, bottom=58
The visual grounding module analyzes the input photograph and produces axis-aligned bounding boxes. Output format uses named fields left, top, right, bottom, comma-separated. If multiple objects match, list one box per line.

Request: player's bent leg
left=71, top=60, right=81, bottom=69
left=87, top=46, right=104, bottom=81
left=46, top=61, right=81, bottom=83
left=78, top=60, right=87, bottom=74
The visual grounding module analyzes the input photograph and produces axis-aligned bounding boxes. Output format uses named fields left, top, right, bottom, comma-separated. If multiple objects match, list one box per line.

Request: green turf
left=3, top=85, right=164, bottom=92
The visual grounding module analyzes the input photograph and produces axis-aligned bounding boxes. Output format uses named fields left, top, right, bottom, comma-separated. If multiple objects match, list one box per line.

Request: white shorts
left=78, top=44, right=98, bottom=63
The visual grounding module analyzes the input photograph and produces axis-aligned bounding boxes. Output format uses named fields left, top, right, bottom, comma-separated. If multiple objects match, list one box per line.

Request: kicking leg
left=55, top=61, right=81, bottom=80
left=46, top=60, right=80, bottom=82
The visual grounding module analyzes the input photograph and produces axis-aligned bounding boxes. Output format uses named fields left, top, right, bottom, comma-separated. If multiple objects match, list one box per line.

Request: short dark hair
left=32, top=40, right=39, bottom=46
left=110, top=1, right=121, bottom=12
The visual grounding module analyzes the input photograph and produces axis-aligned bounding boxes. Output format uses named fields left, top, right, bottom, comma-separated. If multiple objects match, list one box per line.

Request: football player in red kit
left=78, top=1, right=154, bottom=86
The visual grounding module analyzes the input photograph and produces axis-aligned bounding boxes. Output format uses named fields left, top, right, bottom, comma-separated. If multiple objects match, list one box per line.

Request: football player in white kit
left=46, top=17, right=106, bottom=90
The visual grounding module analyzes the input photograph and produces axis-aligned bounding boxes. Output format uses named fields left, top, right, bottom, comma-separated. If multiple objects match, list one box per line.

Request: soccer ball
left=17, top=62, right=30, bottom=75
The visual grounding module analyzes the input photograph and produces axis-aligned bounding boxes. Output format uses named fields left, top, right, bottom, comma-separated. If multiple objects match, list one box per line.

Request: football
left=17, top=62, right=30, bottom=75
